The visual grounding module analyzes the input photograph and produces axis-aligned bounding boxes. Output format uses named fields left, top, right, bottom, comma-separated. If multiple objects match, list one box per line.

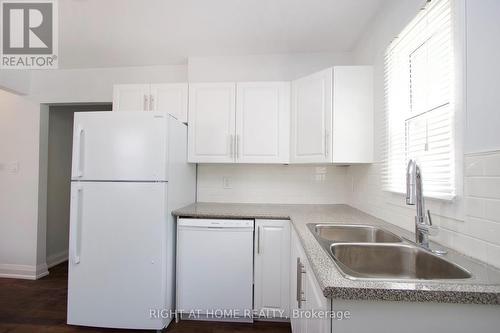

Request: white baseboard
left=0, top=262, right=49, bottom=280
left=46, top=250, right=68, bottom=268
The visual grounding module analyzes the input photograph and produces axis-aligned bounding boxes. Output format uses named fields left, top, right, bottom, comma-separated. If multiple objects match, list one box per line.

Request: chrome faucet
left=405, top=159, right=437, bottom=251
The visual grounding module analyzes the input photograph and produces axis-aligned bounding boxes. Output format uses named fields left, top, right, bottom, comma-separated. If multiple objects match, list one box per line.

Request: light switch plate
left=7, top=161, right=19, bottom=174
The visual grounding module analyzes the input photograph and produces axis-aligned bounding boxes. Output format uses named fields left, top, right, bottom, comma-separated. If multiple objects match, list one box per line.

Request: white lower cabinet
left=253, top=219, right=291, bottom=319
left=290, top=228, right=331, bottom=333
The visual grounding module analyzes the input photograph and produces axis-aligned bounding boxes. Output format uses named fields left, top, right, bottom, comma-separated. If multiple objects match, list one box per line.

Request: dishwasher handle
left=177, top=219, right=254, bottom=229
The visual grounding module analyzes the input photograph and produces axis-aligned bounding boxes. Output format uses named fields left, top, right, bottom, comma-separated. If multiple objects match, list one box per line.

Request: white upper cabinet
left=188, top=83, right=236, bottom=163
left=291, top=66, right=373, bottom=164
left=112, top=84, right=150, bottom=112
left=332, top=67, right=373, bottom=163
left=113, top=83, right=188, bottom=123
left=253, top=219, right=290, bottom=318
left=236, top=82, right=290, bottom=163
left=117, top=66, right=373, bottom=165
left=188, top=82, right=290, bottom=164
left=150, top=84, right=188, bottom=123
left=291, top=69, right=332, bottom=164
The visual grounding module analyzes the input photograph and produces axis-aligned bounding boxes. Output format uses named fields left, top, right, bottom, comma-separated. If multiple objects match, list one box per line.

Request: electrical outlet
left=222, top=177, right=232, bottom=189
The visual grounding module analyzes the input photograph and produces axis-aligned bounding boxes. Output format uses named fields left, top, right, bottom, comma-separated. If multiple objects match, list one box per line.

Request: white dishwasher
left=176, top=218, right=254, bottom=322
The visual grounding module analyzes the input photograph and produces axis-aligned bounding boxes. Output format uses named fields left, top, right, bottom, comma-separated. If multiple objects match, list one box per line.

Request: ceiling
left=58, top=0, right=382, bottom=68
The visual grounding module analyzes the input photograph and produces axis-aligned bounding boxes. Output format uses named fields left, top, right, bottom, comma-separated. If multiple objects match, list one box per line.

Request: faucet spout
left=406, top=160, right=417, bottom=205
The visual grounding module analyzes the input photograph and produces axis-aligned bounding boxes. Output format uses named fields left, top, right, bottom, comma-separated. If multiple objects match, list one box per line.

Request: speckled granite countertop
left=173, top=203, right=500, bottom=305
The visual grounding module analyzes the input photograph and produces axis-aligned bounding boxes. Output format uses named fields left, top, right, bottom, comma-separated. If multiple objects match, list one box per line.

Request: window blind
left=382, top=0, right=455, bottom=200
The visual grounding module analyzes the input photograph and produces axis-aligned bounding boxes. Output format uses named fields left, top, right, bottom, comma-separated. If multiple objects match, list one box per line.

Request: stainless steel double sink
left=307, top=224, right=472, bottom=280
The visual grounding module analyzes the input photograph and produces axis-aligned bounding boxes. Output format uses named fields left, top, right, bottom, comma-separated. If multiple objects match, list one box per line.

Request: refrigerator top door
left=71, top=111, right=169, bottom=182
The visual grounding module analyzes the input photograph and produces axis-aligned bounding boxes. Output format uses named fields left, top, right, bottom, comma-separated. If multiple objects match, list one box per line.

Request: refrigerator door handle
left=75, top=127, right=85, bottom=177
left=149, top=94, right=154, bottom=111
left=143, top=94, right=148, bottom=111
left=71, top=186, right=83, bottom=264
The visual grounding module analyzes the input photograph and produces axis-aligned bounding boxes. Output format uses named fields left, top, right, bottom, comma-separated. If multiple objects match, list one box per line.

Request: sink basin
left=329, top=243, right=472, bottom=280
left=308, top=223, right=403, bottom=243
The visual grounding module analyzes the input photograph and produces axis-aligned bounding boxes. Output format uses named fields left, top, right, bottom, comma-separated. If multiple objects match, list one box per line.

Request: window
left=382, top=0, right=455, bottom=200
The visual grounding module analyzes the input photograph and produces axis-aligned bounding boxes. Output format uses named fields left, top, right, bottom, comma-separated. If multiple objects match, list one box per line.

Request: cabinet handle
left=324, top=130, right=329, bottom=157
left=296, top=258, right=306, bottom=308
left=236, top=135, right=240, bottom=159
left=257, top=226, right=261, bottom=254
left=149, top=94, right=154, bottom=111
left=143, top=95, right=148, bottom=111
left=229, top=134, right=234, bottom=159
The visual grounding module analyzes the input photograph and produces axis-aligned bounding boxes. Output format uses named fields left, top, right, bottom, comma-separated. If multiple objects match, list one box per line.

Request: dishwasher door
left=176, top=219, right=254, bottom=322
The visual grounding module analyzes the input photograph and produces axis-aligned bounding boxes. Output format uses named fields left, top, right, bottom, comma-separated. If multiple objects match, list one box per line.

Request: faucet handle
left=422, top=210, right=439, bottom=236
left=415, top=210, right=439, bottom=236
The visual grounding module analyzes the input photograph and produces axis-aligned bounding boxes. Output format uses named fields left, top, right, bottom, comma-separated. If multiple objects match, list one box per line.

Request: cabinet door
left=290, top=228, right=331, bottom=333
left=235, top=82, right=290, bottom=163
left=112, top=84, right=150, bottom=111
left=332, top=66, right=373, bottom=163
left=188, top=83, right=236, bottom=163
left=290, top=68, right=333, bottom=163
left=254, top=219, right=290, bottom=319
left=150, top=83, right=188, bottom=123
left=303, top=259, right=330, bottom=333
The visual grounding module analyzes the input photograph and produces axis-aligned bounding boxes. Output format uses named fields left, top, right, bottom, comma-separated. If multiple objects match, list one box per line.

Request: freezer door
left=71, top=111, right=169, bottom=181
left=67, top=181, right=170, bottom=329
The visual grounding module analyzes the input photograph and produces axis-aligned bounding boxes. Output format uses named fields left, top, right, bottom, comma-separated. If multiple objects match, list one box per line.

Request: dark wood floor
left=0, top=262, right=290, bottom=333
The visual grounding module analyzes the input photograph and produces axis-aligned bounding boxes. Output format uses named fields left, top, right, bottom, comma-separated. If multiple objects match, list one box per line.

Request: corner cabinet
left=188, top=82, right=290, bottom=164
left=112, top=83, right=188, bottom=122
left=290, top=66, right=373, bottom=164
left=253, top=219, right=290, bottom=319
left=290, top=228, right=331, bottom=333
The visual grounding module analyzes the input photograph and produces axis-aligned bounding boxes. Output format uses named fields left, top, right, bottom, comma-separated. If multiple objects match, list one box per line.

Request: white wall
left=28, top=65, right=188, bottom=104
left=348, top=0, right=500, bottom=268
left=464, top=0, right=500, bottom=153
left=0, top=71, right=31, bottom=95
left=197, top=164, right=348, bottom=204
left=188, top=52, right=352, bottom=82
left=0, top=89, right=48, bottom=279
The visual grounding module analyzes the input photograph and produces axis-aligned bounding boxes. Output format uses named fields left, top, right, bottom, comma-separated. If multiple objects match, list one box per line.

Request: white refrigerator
left=67, top=111, right=196, bottom=330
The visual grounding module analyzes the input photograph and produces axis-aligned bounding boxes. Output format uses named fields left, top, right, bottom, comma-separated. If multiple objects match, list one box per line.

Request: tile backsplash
left=463, top=150, right=500, bottom=268
left=197, top=164, right=349, bottom=204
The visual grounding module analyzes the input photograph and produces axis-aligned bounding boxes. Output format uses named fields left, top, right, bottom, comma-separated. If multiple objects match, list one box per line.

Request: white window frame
left=382, top=0, right=464, bottom=202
